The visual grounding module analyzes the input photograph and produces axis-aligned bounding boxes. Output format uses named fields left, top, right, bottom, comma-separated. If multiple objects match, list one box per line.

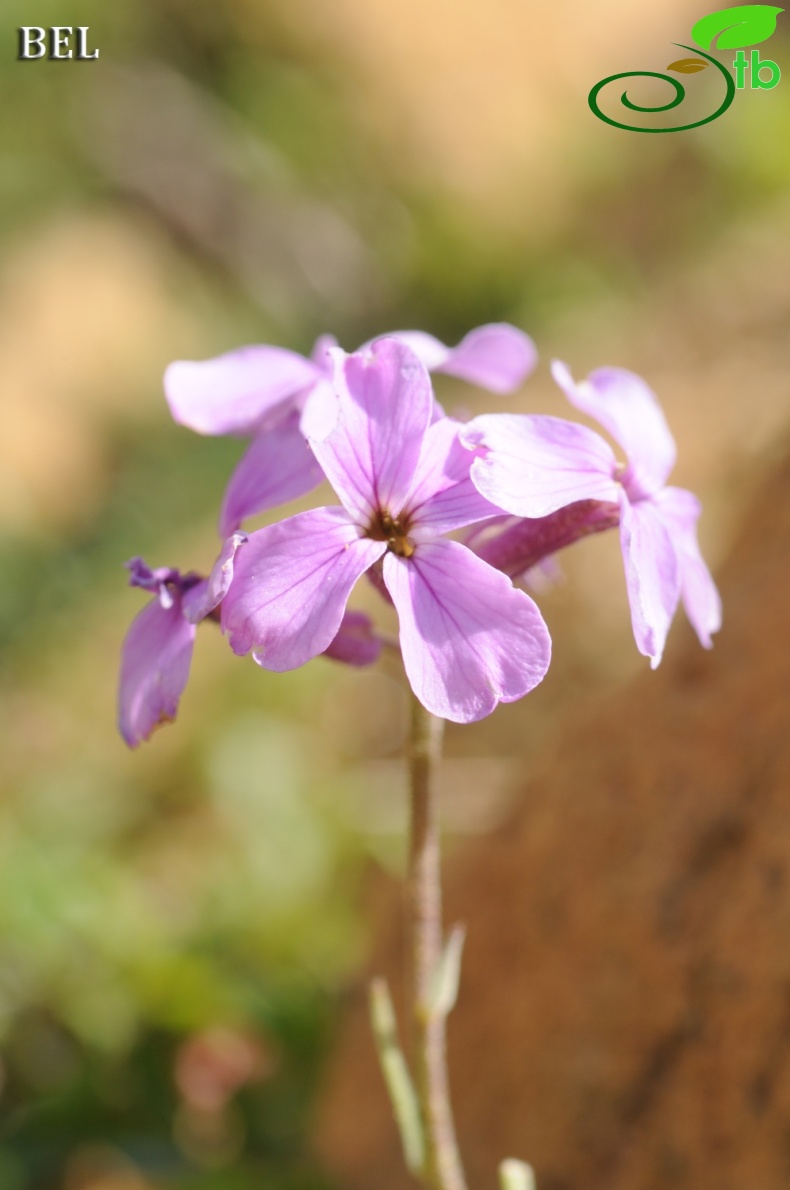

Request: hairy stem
left=408, top=692, right=468, bottom=1190
left=471, top=500, right=620, bottom=579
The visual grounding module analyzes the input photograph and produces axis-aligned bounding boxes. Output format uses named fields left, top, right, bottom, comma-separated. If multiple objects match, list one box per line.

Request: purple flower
left=119, top=538, right=382, bottom=747
left=462, top=363, right=721, bottom=668
left=221, top=339, right=551, bottom=723
left=164, top=325, right=537, bottom=537
left=118, top=536, right=247, bottom=747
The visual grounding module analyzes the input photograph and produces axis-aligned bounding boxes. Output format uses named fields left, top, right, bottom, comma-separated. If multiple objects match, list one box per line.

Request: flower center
left=366, top=508, right=415, bottom=558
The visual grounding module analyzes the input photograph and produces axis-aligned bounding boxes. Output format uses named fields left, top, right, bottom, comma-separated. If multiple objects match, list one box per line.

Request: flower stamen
left=367, top=509, right=415, bottom=558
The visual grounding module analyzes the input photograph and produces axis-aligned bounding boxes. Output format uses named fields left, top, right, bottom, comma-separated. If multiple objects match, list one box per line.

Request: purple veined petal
left=407, top=417, right=504, bottom=536
left=619, top=493, right=681, bottom=669
left=118, top=596, right=196, bottom=748
left=380, top=324, right=537, bottom=393
left=429, top=397, right=447, bottom=424
left=462, top=413, right=620, bottom=518
left=310, top=334, right=338, bottom=370
left=383, top=539, right=552, bottom=724
left=299, top=377, right=339, bottom=442
left=374, top=331, right=450, bottom=371
left=217, top=412, right=325, bottom=537
left=354, top=333, right=447, bottom=423
left=181, top=532, right=248, bottom=624
left=653, top=486, right=722, bottom=649
left=552, top=361, right=676, bottom=497
left=164, top=346, right=321, bottom=436
left=310, top=339, right=433, bottom=524
left=221, top=507, right=386, bottom=670
left=463, top=513, right=516, bottom=551
left=432, top=323, right=538, bottom=392
left=323, top=609, right=383, bottom=667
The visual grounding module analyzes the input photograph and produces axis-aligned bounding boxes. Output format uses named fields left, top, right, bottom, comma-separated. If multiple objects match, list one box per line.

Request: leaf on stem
left=429, top=923, right=467, bottom=1018
left=369, top=978, right=426, bottom=1174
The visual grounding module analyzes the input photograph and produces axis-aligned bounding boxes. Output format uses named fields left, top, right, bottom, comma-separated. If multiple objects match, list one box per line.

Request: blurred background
left=0, top=0, right=788, bottom=1186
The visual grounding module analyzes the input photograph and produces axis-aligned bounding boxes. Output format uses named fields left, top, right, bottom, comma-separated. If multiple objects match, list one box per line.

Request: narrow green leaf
left=429, top=923, right=466, bottom=1018
left=692, top=4, right=783, bottom=50
left=369, top=978, right=425, bottom=1174
left=667, top=57, right=710, bottom=72
left=499, top=1158, right=537, bottom=1190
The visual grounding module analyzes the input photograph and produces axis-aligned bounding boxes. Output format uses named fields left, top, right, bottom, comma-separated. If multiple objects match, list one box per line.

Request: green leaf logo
left=667, top=57, right=710, bottom=71
left=692, top=4, right=783, bottom=50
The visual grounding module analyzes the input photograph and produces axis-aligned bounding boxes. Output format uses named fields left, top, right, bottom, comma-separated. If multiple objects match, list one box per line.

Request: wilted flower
left=118, top=536, right=247, bottom=747
left=118, top=538, right=382, bottom=747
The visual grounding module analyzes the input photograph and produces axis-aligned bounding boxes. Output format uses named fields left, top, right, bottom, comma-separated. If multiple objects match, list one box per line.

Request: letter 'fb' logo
left=589, top=4, right=782, bottom=132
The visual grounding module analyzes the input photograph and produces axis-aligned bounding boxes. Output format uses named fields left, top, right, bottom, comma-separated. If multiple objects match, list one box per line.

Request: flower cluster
left=119, top=324, right=720, bottom=745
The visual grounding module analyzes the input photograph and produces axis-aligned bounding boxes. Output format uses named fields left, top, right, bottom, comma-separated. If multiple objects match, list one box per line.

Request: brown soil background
left=314, top=437, right=790, bottom=1188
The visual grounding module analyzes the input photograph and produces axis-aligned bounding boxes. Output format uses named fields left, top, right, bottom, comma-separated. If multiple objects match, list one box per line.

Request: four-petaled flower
left=462, top=363, right=721, bottom=668
left=120, top=322, right=720, bottom=747
left=220, top=338, right=552, bottom=723
left=163, top=324, right=537, bottom=537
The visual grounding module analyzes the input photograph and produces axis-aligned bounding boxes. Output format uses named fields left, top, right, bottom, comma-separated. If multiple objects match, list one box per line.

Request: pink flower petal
left=374, top=331, right=452, bottom=371
left=164, top=346, right=320, bottom=436
left=323, top=609, right=383, bottom=667
left=463, top=414, right=620, bottom=517
left=217, top=413, right=324, bottom=536
left=552, top=362, right=676, bottom=496
left=310, top=334, right=338, bottom=368
left=118, top=596, right=196, bottom=748
left=299, top=378, right=339, bottom=441
left=654, top=486, right=722, bottom=649
left=407, top=417, right=503, bottom=535
left=383, top=540, right=551, bottom=723
left=181, top=533, right=248, bottom=624
left=619, top=494, right=681, bottom=669
left=311, top=339, right=432, bottom=524
left=386, top=324, right=537, bottom=392
left=221, top=508, right=386, bottom=670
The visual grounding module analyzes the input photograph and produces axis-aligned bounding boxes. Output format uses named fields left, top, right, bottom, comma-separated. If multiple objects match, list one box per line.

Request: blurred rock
left=315, top=438, right=790, bottom=1188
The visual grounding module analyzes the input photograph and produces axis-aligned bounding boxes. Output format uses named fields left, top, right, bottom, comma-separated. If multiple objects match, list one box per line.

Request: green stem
left=369, top=977, right=425, bottom=1175
left=408, top=692, right=468, bottom=1190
